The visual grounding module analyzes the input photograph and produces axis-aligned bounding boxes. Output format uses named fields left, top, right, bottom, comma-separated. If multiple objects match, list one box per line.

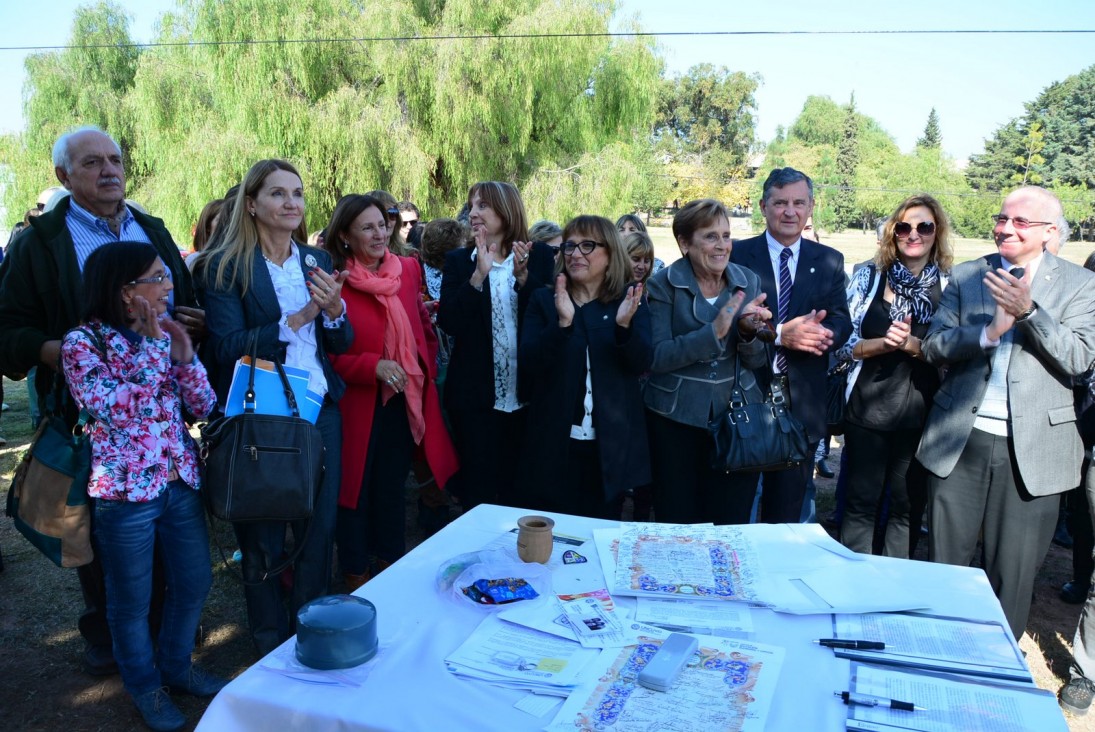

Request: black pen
left=813, top=638, right=886, bottom=650
left=835, top=691, right=926, bottom=711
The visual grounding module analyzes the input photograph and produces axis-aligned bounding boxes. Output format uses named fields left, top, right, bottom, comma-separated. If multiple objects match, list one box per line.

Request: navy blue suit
left=731, top=234, right=851, bottom=522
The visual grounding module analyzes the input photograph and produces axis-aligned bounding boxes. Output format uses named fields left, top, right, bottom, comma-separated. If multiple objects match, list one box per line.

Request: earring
left=249, top=210, right=255, bottom=217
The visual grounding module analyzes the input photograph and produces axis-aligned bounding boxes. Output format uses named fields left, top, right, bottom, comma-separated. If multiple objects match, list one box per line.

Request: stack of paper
left=444, top=614, right=602, bottom=697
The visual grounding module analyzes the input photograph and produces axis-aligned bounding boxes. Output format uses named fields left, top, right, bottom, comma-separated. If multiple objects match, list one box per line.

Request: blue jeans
left=94, top=481, right=212, bottom=697
left=235, top=400, right=341, bottom=656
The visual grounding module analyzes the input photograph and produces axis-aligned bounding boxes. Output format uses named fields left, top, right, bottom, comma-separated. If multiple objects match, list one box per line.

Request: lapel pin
left=603, top=314, right=609, bottom=320
left=304, top=254, right=317, bottom=268
left=810, top=267, right=816, bottom=274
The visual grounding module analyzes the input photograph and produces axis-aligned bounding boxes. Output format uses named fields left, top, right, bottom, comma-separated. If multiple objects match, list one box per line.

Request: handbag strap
left=205, top=506, right=318, bottom=586
left=243, top=333, right=301, bottom=418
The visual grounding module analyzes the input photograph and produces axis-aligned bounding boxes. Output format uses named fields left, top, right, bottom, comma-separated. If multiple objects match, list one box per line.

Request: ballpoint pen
left=813, top=639, right=886, bottom=650
left=835, top=690, right=927, bottom=712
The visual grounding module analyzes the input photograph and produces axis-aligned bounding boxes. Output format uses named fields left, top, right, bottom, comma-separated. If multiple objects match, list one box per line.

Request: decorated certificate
left=611, top=524, right=766, bottom=603
left=545, top=623, right=785, bottom=731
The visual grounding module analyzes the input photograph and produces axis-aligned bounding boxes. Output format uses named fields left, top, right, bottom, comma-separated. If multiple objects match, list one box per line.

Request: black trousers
left=928, top=428, right=1058, bottom=640
left=840, top=423, right=920, bottom=558
left=447, top=407, right=527, bottom=510
left=647, top=412, right=756, bottom=525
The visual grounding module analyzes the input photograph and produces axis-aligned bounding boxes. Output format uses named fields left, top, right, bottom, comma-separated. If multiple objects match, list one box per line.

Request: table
left=196, top=504, right=1043, bottom=731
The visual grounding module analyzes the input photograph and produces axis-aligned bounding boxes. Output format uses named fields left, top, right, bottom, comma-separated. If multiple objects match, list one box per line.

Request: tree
left=4, top=0, right=664, bottom=236
left=831, top=94, right=859, bottom=231
left=917, top=108, right=941, bottom=149
left=1011, top=121, right=1046, bottom=186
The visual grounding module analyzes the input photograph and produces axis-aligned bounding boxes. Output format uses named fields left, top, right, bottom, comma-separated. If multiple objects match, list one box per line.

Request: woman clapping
left=519, top=216, right=652, bottom=518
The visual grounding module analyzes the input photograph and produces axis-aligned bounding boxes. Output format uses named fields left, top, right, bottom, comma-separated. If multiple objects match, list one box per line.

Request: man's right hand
left=779, top=309, right=834, bottom=356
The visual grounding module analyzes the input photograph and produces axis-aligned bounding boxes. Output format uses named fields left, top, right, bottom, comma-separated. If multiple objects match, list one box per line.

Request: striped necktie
left=776, top=247, right=793, bottom=372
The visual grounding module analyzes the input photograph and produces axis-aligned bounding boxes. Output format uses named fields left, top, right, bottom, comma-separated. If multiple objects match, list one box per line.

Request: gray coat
left=644, top=257, right=768, bottom=429
left=916, top=252, right=1095, bottom=495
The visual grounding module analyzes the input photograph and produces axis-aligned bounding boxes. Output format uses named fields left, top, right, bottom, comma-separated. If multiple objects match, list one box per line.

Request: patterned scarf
left=887, top=260, right=939, bottom=324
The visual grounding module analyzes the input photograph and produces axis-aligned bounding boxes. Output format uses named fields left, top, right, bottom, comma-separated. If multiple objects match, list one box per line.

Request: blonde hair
left=876, top=194, right=953, bottom=274
left=209, top=159, right=302, bottom=295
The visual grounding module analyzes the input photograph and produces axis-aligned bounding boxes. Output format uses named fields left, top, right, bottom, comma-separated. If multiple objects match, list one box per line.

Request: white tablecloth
left=196, top=504, right=1025, bottom=731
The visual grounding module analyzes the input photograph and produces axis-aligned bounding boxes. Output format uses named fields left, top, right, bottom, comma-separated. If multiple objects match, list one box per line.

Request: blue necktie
left=776, top=247, right=793, bottom=372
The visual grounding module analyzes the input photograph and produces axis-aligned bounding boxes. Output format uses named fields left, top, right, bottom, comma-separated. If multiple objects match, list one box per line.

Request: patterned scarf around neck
left=887, top=260, right=939, bottom=324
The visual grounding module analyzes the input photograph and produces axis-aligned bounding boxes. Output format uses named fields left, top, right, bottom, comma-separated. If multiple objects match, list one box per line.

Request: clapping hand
left=554, top=274, right=575, bottom=327
left=616, top=283, right=643, bottom=328
left=131, top=296, right=164, bottom=340
left=737, top=292, right=773, bottom=339
left=512, top=241, right=532, bottom=286
left=883, top=315, right=913, bottom=351
left=160, top=316, right=195, bottom=364
left=780, top=309, right=834, bottom=356
left=307, top=268, right=348, bottom=318
left=713, top=290, right=747, bottom=340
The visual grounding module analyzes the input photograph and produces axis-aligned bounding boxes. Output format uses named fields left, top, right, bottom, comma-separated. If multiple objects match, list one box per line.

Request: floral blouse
left=60, top=321, right=216, bottom=502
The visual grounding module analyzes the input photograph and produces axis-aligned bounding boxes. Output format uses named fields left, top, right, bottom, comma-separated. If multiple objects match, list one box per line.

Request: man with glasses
left=915, top=187, right=1095, bottom=651
left=0, top=125, right=202, bottom=677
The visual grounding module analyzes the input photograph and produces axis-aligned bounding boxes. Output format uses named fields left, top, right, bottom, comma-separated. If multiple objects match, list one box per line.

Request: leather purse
left=708, top=357, right=811, bottom=473
left=200, top=337, right=324, bottom=523
left=826, top=359, right=852, bottom=436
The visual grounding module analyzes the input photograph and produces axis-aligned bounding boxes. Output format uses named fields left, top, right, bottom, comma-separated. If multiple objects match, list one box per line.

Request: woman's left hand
left=512, top=241, right=532, bottom=287
left=160, top=316, right=195, bottom=365
left=308, top=268, right=349, bottom=318
left=883, top=315, right=913, bottom=351
left=616, top=282, right=643, bottom=328
left=737, top=292, right=773, bottom=338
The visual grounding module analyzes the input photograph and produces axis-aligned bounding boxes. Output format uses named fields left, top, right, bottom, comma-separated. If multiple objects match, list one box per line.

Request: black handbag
left=200, top=338, right=324, bottom=522
left=708, top=358, right=811, bottom=473
left=826, top=359, right=852, bottom=436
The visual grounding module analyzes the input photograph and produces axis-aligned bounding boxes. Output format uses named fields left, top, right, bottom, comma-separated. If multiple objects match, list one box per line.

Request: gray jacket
left=644, top=257, right=768, bottom=428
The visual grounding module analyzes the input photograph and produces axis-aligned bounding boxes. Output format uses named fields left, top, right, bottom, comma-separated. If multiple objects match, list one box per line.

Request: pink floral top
left=61, top=321, right=216, bottom=502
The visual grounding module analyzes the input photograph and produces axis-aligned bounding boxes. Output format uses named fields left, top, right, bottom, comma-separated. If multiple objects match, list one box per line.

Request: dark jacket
left=437, top=243, right=555, bottom=412
left=201, top=245, right=352, bottom=406
left=518, top=286, right=653, bottom=505
left=730, top=234, right=852, bottom=440
left=644, top=257, right=768, bottom=429
left=0, top=197, right=194, bottom=403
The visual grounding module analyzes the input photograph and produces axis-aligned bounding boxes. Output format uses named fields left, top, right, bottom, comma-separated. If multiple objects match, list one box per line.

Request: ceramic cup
left=516, top=515, right=555, bottom=564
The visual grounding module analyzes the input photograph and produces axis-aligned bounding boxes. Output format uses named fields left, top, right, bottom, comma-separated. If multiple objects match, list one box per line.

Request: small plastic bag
left=436, top=548, right=552, bottom=611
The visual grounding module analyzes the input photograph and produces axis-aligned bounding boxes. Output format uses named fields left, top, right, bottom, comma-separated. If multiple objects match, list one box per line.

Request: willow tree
left=14, top=0, right=663, bottom=236
left=2, top=1, right=141, bottom=221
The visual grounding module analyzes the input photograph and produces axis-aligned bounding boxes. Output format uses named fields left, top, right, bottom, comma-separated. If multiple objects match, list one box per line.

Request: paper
left=444, top=614, right=602, bottom=694
left=831, top=613, right=1030, bottom=682
left=499, top=589, right=630, bottom=647
left=844, top=663, right=1068, bottom=732
left=546, top=623, right=785, bottom=732
left=258, top=640, right=378, bottom=687
left=635, top=597, right=755, bottom=635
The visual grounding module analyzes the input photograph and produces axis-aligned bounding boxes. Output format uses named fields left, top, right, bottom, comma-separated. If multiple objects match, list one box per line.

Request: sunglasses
left=894, top=221, right=935, bottom=238
left=561, top=240, right=605, bottom=256
left=991, top=214, right=1053, bottom=230
left=401, top=219, right=419, bottom=227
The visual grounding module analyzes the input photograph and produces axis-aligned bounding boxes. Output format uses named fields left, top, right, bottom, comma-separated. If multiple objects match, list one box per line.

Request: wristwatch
left=1015, top=303, right=1037, bottom=322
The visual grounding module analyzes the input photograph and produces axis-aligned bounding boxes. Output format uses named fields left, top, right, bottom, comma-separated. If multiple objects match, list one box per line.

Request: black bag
left=709, top=358, right=811, bottom=473
left=200, top=338, right=324, bottom=522
left=826, top=360, right=852, bottom=436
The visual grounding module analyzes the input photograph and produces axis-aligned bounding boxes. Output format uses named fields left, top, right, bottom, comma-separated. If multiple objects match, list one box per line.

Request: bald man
left=916, top=186, right=1095, bottom=643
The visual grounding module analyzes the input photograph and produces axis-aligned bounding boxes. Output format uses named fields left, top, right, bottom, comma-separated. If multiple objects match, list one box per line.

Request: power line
left=2, top=28, right=1094, bottom=52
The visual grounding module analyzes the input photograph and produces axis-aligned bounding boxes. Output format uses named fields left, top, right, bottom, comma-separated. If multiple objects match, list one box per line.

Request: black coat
left=731, top=234, right=851, bottom=440
left=518, top=286, right=653, bottom=506
left=437, top=243, right=556, bottom=413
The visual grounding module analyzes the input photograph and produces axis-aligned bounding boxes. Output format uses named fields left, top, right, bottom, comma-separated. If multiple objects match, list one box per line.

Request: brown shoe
left=343, top=572, right=371, bottom=593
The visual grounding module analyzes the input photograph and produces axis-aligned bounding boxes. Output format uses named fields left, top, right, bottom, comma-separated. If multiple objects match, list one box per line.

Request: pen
left=813, top=639, right=886, bottom=650
left=835, top=691, right=926, bottom=712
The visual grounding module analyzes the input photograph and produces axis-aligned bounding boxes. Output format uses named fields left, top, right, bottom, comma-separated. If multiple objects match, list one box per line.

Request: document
left=635, top=597, right=755, bottom=635
left=830, top=613, right=1031, bottom=682
left=844, top=663, right=1067, bottom=732
left=545, top=623, right=785, bottom=732
left=444, top=614, right=602, bottom=694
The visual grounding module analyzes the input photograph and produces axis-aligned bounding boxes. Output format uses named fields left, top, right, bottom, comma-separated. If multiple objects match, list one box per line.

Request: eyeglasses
left=991, top=214, right=1053, bottom=230
left=894, top=221, right=936, bottom=238
left=561, top=240, right=605, bottom=257
left=128, top=272, right=170, bottom=286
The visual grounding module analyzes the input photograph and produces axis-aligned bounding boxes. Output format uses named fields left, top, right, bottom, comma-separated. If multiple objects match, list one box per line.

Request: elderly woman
left=438, top=181, right=555, bottom=509
left=325, top=195, right=458, bottom=589
left=836, top=194, right=952, bottom=558
left=519, top=215, right=651, bottom=518
left=61, top=242, right=224, bottom=731
left=644, top=199, right=771, bottom=525
left=202, top=159, right=352, bottom=656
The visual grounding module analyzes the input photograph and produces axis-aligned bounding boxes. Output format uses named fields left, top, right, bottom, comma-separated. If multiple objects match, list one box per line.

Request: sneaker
left=1061, top=580, right=1091, bottom=605
left=163, top=664, right=230, bottom=698
left=133, top=688, right=185, bottom=732
left=1060, top=677, right=1095, bottom=716
left=1, top=402, right=9, bottom=411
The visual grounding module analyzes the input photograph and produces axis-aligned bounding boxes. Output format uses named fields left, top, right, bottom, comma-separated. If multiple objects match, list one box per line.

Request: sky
left=0, top=0, right=1093, bottom=162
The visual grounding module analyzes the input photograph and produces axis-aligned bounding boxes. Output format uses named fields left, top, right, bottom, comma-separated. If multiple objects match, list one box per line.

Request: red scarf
left=344, top=255, right=425, bottom=443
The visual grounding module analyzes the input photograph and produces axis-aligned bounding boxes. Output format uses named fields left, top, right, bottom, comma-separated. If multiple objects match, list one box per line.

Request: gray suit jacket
left=644, top=257, right=768, bottom=429
left=916, top=252, right=1095, bottom=495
